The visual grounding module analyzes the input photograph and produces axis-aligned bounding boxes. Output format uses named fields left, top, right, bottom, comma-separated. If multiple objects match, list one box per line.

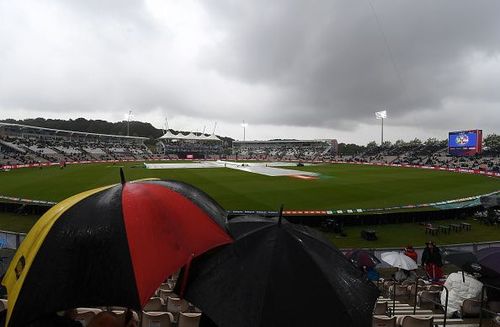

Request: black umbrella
left=180, top=216, right=379, bottom=327
left=442, top=248, right=480, bottom=274
left=476, top=247, right=500, bottom=277
left=345, top=249, right=381, bottom=269
left=442, top=248, right=483, bottom=283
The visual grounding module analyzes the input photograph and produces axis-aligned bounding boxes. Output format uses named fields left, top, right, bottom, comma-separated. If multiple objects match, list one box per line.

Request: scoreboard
left=448, top=130, right=482, bottom=156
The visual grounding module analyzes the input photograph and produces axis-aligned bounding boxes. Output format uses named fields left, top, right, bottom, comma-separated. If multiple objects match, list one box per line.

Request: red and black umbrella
left=2, top=177, right=232, bottom=327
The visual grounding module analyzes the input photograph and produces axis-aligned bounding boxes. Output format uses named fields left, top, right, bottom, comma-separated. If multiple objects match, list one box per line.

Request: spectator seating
left=142, top=311, right=174, bottom=327
left=178, top=312, right=202, bottom=327
left=0, top=133, right=152, bottom=166
left=144, top=297, right=165, bottom=312
left=374, top=278, right=500, bottom=327
left=74, top=310, right=98, bottom=326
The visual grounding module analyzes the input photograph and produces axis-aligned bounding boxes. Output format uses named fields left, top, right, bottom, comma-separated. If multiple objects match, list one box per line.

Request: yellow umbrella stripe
left=2, top=184, right=116, bottom=326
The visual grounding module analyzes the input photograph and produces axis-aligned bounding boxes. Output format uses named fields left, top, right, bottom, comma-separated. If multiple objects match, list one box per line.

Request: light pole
left=375, top=110, right=387, bottom=145
left=127, top=110, right=132, bottom=136
left=241, top=120, right=248, bottom=141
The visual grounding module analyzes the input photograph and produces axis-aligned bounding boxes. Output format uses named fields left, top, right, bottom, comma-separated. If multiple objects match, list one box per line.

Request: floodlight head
left=241, top=122, right=248, bottom=128
left=125, top=110, right=133, bottom=120
left=375, top=110, right=387, bottom=119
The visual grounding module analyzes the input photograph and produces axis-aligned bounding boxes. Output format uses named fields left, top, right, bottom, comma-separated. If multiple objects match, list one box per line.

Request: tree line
left=338, top=134, right=500, bottom=155
left=2, top=118, right=498, bottom=154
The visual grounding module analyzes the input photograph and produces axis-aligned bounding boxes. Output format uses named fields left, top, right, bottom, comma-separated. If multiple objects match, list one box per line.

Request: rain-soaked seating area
left=0, top=274, right=202, bottom=327
left=372, top=279, right=500, bottom=327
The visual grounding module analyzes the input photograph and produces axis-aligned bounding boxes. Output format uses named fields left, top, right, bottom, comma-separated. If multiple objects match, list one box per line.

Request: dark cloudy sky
left=0, top=0, right=499, bottom=143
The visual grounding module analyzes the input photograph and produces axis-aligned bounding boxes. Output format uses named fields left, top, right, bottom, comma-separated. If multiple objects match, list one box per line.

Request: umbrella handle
left=179, top=253, right=195, bottom=299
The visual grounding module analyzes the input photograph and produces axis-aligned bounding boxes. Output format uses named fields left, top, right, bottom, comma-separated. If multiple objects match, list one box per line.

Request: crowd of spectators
left=232, top=142, right=334, bottom=161
left=158, top=142, right=223, bottom=157
left=336, top=140, right=500, bottom=172
left=0, top=135, right=153, bottom=167
left=2, top=130, right=500, bottom=172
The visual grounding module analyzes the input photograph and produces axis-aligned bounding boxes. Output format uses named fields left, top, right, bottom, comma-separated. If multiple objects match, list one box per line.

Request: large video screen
left=448, top=130, right=482, bottom=156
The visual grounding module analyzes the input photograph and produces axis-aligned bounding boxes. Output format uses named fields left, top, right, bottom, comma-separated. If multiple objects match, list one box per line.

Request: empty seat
left=461, top=298, right=481, bottom=317
left=112, top=309, right=139, bottom=323
left=390, top=284, right=408, bottom=297
left=372, top=315, right=396, bottom=327
left=141, top=311, right=174, bottom=327
left=166, top=296, right=189, bottom=314
left=489, top=301, right=500, bottom=313
left=178, top=312, right=201, bottom=327
left=397, top=315, right=433, bottom=327
left=74, top=311, right=96, bottom=327
left=76, top=308, right=103, bottom=315
left=159, top=289, right=174, bottom=302
left=417, top=291, right=440, bottom=308
left=427, top=285, right=442, bottom=292
left=408, top=284, right=425, bottom=297
left=159, top=283, right=172, bottom=292
left=144, top=297, right=165, bottom=312
left=373, top=302, right=388, bottom=315
left=166, top=296, right=189, bottom=322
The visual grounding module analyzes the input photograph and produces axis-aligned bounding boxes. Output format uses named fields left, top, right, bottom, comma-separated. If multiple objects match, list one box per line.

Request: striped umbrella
left=2, top=177, right=232, bottom=327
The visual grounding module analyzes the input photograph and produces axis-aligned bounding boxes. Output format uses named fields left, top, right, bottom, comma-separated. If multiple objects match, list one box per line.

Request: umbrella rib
left=258, top=231, right=282, bottom=327
left=281, top=230, right=355, bottom=323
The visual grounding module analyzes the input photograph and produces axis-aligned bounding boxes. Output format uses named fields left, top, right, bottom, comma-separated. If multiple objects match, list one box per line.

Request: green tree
left=484, top=134, right=500, bottom=153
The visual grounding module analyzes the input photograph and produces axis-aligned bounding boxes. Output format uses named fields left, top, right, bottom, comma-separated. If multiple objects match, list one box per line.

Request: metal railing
left=0, top=230, right=26, bottom=249
left=479, top=283, right=500, bottom=327
left=411, top=278, right=449, bottom=327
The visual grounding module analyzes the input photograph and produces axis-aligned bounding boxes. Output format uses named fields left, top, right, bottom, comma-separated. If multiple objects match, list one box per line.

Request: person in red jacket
left=404, top=245, right=418, bottom=263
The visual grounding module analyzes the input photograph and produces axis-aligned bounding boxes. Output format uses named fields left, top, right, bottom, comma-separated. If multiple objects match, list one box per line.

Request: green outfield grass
left=0, top=163, right=498, bottom=210
left=1, top=212, right=497, bottom=249
left=0, top=212, right=40, bottom=233
left=326, top=219, right=500, bottom=248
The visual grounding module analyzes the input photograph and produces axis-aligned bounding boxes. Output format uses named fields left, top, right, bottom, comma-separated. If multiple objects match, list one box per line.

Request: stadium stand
left=232, top=139, right=338, bottom=161
left=1, top=121, right=499, bottom=173
left=0, top=271, right=498, bottom=326
left=0, top=123, right=153, bottom=166
left=374, top=279, right=500, bottom=327
left=156, top=130, right=223, bottom=159
left=338, top=140, right=500, bottom=172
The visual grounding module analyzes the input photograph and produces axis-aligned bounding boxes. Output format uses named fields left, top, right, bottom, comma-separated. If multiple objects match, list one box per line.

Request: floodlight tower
left=241, top=120, right=248, bottom=141
left=375, top=110, right=387, bottom=145
left=127, top=110, right=133, bottom=136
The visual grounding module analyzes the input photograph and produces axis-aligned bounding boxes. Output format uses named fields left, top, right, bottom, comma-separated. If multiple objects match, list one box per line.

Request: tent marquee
left=159, top=130, right=221, bottom=142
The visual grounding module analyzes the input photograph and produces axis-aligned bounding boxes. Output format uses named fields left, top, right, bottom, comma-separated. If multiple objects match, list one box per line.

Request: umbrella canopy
left=181, top=216, right=380, bottom=327
left=381, top=252, right=418, bottom=270
left=2, top=179, right=232, bottom=327
left=442, top=248, right=480, bottom=274
left=476, top=247, right=500, bottom=276
left=345, top=249, right=381, bottom=269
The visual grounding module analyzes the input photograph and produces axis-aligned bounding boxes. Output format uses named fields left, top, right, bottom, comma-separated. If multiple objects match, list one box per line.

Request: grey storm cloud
left=200, top=0, right=500, bottom=127
left=0, top=0, right=499, bottom=139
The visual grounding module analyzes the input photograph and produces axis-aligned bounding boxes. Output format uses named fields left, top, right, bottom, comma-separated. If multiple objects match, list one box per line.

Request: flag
left=375, top=110, right=387, bottom=119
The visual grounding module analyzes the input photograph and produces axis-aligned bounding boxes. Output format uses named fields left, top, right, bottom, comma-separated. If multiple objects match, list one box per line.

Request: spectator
left=362, top=265, right=380, bottom=281
left=421, top=241, right=444, bottom=281
left=393, top=268, right=417, bottom=283
left=404, top=245, right=418, bottom=263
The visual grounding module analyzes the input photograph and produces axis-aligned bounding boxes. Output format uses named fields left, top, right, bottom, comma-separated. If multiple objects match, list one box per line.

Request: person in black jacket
left=421, top=241, right=444, bottom=280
